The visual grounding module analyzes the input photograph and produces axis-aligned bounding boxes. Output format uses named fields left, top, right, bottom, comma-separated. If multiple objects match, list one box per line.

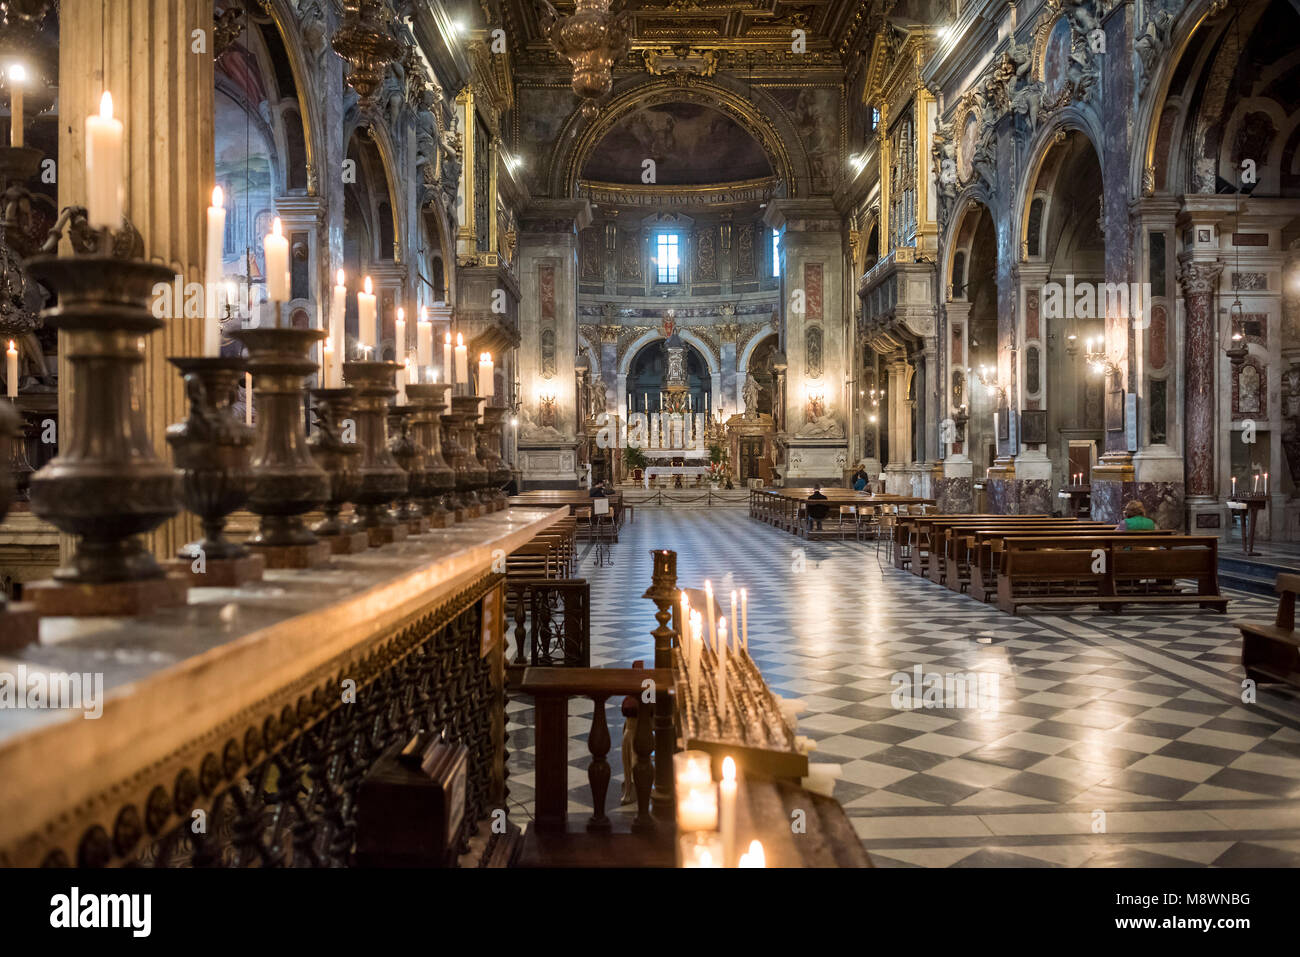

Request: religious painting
left=771, top=88, right=839, bottom=191
left=539, top=265, right=556, bottom=321
left=1042, top=17, right=1073, bottom=101
left=1025, top=346, right=1040, bottom=396
left=1234, top=360, right=1264, bottom=416
left=1020, top=409, right=1047, bottom=445
left=580, top=228, right=601, bottom=281
left=1105, top=386, right=1125, bottom=434
left=958, top=110, right=979, bottom=182
left=540, top=328, right=557, bottom=378
left=805, top=325, right=823, bottom=379
left=619, top=230, right=642, bottom=280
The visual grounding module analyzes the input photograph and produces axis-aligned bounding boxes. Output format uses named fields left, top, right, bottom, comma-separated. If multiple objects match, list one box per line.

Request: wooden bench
left=895, top=514, right=1056, bottom=575
left=1236, top=573, right=1300, bottom=690
left=939, top=521, right=1113, bottom=590
left=965, top=526, right=1162, bottom=602
left=995, top=535, right=1228, bottom=614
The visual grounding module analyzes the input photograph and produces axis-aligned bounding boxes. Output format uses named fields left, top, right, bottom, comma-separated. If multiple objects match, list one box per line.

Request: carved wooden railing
left=506, top=578, right=590, bottom=675
left=518, top=667, right=672, bottom=836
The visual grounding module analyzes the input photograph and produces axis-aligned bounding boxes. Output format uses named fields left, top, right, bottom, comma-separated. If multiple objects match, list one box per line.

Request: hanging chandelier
left=540, top=0, right=632, bottom=119
left=331, top=0, right=403, bottom=103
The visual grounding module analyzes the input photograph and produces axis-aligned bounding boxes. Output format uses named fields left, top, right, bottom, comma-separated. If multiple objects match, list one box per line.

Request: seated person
left=852, top=468, right=869, bottom=492
left=806, top=483, right=830, bottom=530
left=591, top=481, right=608, bottom=498
left=1115, top=499, right=1156, bottom=531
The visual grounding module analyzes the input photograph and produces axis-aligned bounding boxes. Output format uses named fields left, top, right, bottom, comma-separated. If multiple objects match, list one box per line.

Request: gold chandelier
left=541, top=0, right=632, bottom=119
left=331, top=0, right=403, bottom=103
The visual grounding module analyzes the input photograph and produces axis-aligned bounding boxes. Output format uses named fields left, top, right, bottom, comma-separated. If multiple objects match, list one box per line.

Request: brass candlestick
left=233, top=327, right=331, bottom=568
left=309, top=386, right=368, bottom=553
left=165, top=356, right=263, bottom=586
left=388, top=404, right=427, bottom=531
left=406, top=383, right=456, bottom=526
left=24, top=255, right=185, bottom=614
left=477, top=405, right=511, bottom=511
left=343, top=360, right=408, bottom=545
left=642, top=549, right=678, bottom=821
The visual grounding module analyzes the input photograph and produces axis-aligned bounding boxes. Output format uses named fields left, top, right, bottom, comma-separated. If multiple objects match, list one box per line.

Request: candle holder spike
left=233, top=327, right=331, bottom=569
left=23, top=254, right=187, bottom=615
left=164, top=356, right=264, bottom=586
left=309, top=386, right=369, bottom=554
left=343, top=359, right=409, bottom=546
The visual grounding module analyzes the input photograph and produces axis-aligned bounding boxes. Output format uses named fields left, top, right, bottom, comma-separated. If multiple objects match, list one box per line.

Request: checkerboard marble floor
left=505, top=510, right=1300, bottom=867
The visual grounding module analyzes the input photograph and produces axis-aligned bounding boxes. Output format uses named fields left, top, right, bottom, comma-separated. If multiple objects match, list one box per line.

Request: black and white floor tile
left=505, top=509, right=1300, bottom=867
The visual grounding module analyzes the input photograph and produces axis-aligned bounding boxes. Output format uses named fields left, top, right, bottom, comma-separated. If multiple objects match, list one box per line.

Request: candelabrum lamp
left=24, top=253, right=187, bottom=614
left=308, top=386, right=369, bottom=554
left=0, top=397, right=36, bottom=648
left=1225, top=330, right=1249, bottom=371
left=387, top=404, right=428, bottom=533
left=233, top=327, right=331, bottom=568
left=452, top=395, right=488, bottom=516
left=164, top=357, right=264, bottom=586
left=330, top=0, right=403, bottom=103
left=406, top=382, right=456, bottom=526
left=343, top=359, right=409, bottom=546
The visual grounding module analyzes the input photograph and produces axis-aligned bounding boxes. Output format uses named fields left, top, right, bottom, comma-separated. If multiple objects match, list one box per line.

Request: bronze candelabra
left=406, top=382, right=456, bottom=527
left=23, top=253, right=186, bottom=615
left=477, top=405, right=512, bottom=511
left=387, top=404, right=428, bottom=533
left=309, top=386, right=369, bottom=554
left=343, top=360, right=408, bottom=546
left=452, top=394, right=488, bottom=517
left=233, top=327, right=331, bottom=569
left=165, top=356, right=263, bottom=586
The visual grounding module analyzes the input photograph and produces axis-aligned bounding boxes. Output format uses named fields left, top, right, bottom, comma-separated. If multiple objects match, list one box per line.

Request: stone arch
left=344, top=121, right=404, bottom=262
left=548, top=75, right=807, bottom=197
left=617, top=329, right=720, bottom=378
left=1016, top=107, right=1106, bottom=262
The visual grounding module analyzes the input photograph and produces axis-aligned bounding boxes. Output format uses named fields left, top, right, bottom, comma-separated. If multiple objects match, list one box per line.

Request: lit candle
left=704, top=580, right=717, bottom=652
left=737, top=840, right=766, bottom=868
left=740, top=588, right=748, bottom=652
left=688, top=611, right=703, bottom=692
left=395, top=307, right=407, bottom=368
left=397, top=357, right=412, bottom=405
left=730, top=590, right=738, bottom=654
left=455, top=333, right=468, bottom=386
left=443, top=330, right=453, bottom=384
left=679, top=832, right=723, bottom=868
left=1232, top=475, right=1237, bottom=498
left=417, top=307, right=433, bottom=371
left=679, top=589, right=690, bottom=651
left=203, top=186, right=226, bottom=356
left=1264, top=472, right=1269, bottom=495
left=264, top=217, right=289, bottom=306
left=330, top=270, right=346, bottom=384
left=323, top=336, right=335, bottom=387
left=7, top=64, right=24, bottom=148
left=673, top=750, right=712, bottom=794
left=719, top=756, right=737, bottom=867
left=478, top=352, right=494, bottom=397
left=6, top=340, right=17, bottom=398
left=357, top=276, right=377, bottom=353
left=677, top=786, right=718, bottom=832
left=244, top=372, right=253, bottom=425
left=85, top=91, right=124, bottom=229
left=717, top=617, right=728, bottom=723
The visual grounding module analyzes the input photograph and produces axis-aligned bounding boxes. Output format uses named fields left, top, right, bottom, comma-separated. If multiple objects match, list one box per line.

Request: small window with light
left=655, top=233, right=681, bottom=284
left=771, top=229, right=780, bottom=278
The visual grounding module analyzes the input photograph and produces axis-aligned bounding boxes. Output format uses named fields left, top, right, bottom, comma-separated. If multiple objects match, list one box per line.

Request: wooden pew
left=995, top=535, right=1228, bottom=614
left=1236, top=573, right=1300, bottom=690
left=939, top=521, right=1113, bottom=589
left=894, top=514, right=1055, bottom=574
left=965, top=525, right=1154, bottom=602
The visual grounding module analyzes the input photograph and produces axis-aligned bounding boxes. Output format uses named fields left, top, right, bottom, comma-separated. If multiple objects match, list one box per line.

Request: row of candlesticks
left=680, top=582, right=747, bottom=726
left=1068, top=473, right=1089, bottom=487
left=1231, top=473, right=1270, bottom=498
left=676, top=752, right=765, bottom=868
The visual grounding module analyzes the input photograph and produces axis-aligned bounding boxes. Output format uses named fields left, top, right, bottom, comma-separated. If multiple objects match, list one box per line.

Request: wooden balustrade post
left=587, top=695, right=612, bottom=832
left=642, top=549, right=678, bottom=819
left=631, top=696, right=655, bottom=833
left=532, top=693, right=568, bottom=833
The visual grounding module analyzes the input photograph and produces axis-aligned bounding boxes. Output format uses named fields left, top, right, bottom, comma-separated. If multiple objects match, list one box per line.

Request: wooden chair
left=1237, top=573, right=1300, bottom=689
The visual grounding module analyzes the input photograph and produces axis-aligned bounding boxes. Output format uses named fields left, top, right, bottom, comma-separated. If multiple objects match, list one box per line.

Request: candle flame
left=419, top=306, right=428, bottom=322
left=336, top=268, right=345, bottom=287
left=363, top=275, right=373, bottom=296
left=8, top=63, right=26, bottom=84
left=99, top=90, right=113, bottom=119
left=429, top=368, right=437, bottom=383
left=6, top=340, right=15, bottom=353
left=445, top=331, right=451, bottom=343
left=271, top=216, right=282, bottom=238
left=397, top=307, right=405, bottom=322
left=211, top=185, right=223, bottom=208
left=705, top=580, right=713, bottom=595
left=456, top=333, right=464, bottom=347
left=738, top=840, right=765, bottom=868
left=324, top=336, right=333, bottom=351
left=722, top=756, right=736, bottom=782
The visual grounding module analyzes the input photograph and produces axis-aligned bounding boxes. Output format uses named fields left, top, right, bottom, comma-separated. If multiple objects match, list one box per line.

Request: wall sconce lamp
left=1083, top=338, right=1119, bottom=376
left=1065, top=333, right=1079, bottom=358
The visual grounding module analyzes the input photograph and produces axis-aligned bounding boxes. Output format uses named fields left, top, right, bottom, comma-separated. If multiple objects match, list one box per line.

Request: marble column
left=57, top=0, right=213, bottom=560
left=1177, top=257, right=1224, bottom=531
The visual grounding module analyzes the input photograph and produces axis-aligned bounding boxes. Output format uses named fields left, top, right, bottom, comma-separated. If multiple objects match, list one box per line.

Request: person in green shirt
left=1116, top=499, right=1156, bottom=531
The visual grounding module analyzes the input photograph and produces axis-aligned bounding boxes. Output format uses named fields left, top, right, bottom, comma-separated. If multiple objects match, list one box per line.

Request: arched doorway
left=626, top=339, right=713, bottom=414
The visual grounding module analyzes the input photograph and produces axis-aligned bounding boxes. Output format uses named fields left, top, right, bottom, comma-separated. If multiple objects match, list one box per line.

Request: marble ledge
left=0, top=506, right=565, bottom=844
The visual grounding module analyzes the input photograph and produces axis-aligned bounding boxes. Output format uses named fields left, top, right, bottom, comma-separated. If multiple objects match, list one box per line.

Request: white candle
left=5, top=340, right=17, bottom=398
left=397, top=357, right=411, bottom=405
left=323, top=336, right=335, bottom=387
left=737, top=840, right=766, bottom=868
left=329, top=270, right=346, bottom=384
left=688, top=611, right=703, bottom=693
left=680, top=833, right=723, bottom=868
left=1232, top=476, right=1237, bottom=498
left=741, top=588, right=748, bottom=651
left=679, top=590, right=690, bottom=650
left=719, top=756, right=737, bottom=867
left=265, top=217, right=289, bottom=304
left=678, top=785, right=718, bottom=832
left=704, top=580, right=717, bottom=652
left=357, top=276, right=377, bottom=353
left=8, top=64, right=25, bottom=148
left=455, top=333, right=468, bottom=385
left=478, top=352, right=494, bottom=397
left=730, top=590, right=738, bottom=654
left=443, top=331, right=453, bottom=384
left=717, top=617, right=728, bottom=723
left=203, top=186, right=226, bottom=356
left=244, top=372, right=253, bottom=425
left=394, top=307, right=406, bottom=367
left=85, top=91, right=123, bottom=228
left=1265, top=472, right=1269, bottom=495
left=417, top=307, right=433, bottom=370
left=673, top=750, right=712, bottom=794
